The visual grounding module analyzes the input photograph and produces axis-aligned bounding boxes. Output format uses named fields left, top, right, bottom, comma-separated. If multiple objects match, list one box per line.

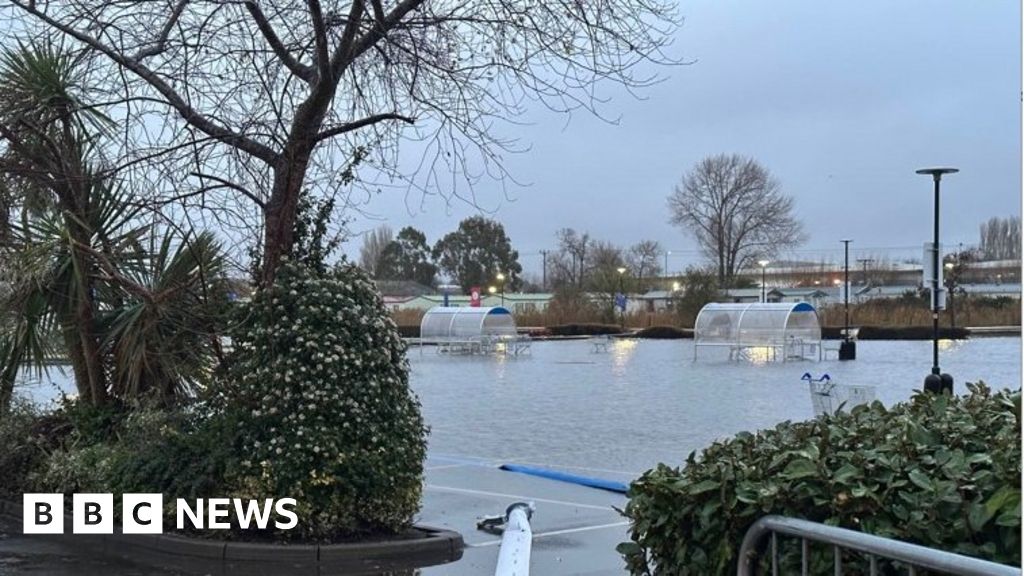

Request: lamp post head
left=617, top=267, right=627, bottom=275
left=915, top=167, right=959, bottom=181
left=672, top=281, right=681, bottom=291
left=833, top=279, right=842, bottom=286
left=840, top=238, right=853, bottom=244
left=488, top=286, right=497, bottom=294
left=496, top=272, right=505, bottom=282
left=758, top=259, right=770, bottom=268
left=944, top=262, right=954, bottom=270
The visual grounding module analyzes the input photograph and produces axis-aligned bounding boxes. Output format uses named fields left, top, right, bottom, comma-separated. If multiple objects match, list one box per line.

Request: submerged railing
left=737, top=515, right=1021, bottom=576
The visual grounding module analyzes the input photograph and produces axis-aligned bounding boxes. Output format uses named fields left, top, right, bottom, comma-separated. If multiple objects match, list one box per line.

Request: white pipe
left=494, top=502, right=533, bottom=576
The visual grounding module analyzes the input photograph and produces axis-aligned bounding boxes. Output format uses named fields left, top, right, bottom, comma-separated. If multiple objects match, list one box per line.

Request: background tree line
left=358, top=216, right=522, bottom=294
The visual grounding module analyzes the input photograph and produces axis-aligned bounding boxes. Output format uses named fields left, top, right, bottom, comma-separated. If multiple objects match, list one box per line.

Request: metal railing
left=737, top=516, right=1021, bottom=576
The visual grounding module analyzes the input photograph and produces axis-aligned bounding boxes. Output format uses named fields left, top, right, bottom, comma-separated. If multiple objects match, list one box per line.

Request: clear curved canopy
left=694, top=302, right=821, bottom=347
left=420, top=306, right=518, bottom=341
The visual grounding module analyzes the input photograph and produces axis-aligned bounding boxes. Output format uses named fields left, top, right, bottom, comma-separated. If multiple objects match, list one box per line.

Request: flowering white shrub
left=220, top=260, right=427, bottom=540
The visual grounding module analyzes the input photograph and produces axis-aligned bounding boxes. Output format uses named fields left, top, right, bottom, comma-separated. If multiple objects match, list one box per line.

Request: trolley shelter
left=419, top=306, right=530, bottom=355
left=693, top=302, right=822, bottom=362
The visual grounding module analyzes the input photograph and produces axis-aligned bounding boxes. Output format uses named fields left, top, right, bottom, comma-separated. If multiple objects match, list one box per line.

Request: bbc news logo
left=23, top=494, right=298, bottom=534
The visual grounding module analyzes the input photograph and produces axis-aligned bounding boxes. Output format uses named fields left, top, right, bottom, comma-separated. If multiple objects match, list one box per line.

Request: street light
left=839, top=239, right=855, bottom=360
left=757, top=259, right=770, bottom=303
left=916, top=166, right=959, bottom=394
left=617, top=267, right=627, bottom=331
left=945, top=262, right=956, bottom=328
left=496, top=272, right=506, bottom=306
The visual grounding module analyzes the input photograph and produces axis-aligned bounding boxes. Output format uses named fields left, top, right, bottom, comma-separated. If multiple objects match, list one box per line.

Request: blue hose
left=499, top=464, right=629, bottom=494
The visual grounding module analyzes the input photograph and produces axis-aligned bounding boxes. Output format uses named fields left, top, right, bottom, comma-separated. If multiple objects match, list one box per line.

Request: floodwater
left=8, top=337, right=1022, bottom=575
left=411, top=337, right=1021, bottom=477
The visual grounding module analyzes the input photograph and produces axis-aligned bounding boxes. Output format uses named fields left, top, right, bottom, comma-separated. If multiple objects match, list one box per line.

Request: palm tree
left=0, top=41, right=229, bottom=410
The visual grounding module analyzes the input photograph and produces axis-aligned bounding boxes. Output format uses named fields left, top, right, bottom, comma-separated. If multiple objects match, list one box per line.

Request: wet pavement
left=7, top=338, right=1021, bottom=574
left=0, top=529, right=175, bottom=576
left=417, top=457, right=629, bottom=575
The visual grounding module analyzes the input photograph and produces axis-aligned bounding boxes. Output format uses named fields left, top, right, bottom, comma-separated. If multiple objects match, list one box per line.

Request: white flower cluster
left=220, top=262, right=427, bottom=536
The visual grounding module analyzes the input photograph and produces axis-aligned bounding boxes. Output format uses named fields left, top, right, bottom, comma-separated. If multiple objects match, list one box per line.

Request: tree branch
left=10, top=0, right=280, bottom=166
left=188, top=172, right=267, bottom=209
left=315, top=113, right=414, bottom=142
left=306, top=0, right=333, bottom=82
left=330, top=0, right=368, bottom=76
left=368, top=0, right=386, bottom=28
left=244, top=1, right=317, bottom=83
left=132, top=0, right=189, bottom=61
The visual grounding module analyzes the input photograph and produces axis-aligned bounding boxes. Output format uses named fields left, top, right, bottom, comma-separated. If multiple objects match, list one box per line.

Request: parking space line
left=424, top=484, right=617, bottom=511
left=428, top=451, right=642, bottom=478
left=470, top=521, right=632, bottom=547
left=424, top=463, right=475, bottom=471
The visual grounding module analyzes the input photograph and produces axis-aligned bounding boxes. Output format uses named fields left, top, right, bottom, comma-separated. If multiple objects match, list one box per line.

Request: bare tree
left=979, top=216, right=1021, bottom=261
left=627, top=239, right=662, bottom=289
left=668, top=154, right=806, bottom=287
left=3, top=0, right=678, bottom=283
left=549, top=228, right=591, bottom=288
left=358, top=224, right=393, bottom=276
left=586, top=240, right=627, bottom=320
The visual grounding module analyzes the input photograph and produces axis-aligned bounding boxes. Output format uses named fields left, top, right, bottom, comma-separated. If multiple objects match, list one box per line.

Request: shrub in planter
left=0, top=401, right=61, bottom=498
left=215, top=260, right=428, bottom=541
left=102, top=406, right=238, bottom=501
left=619, top=383, right=1021, bottom=575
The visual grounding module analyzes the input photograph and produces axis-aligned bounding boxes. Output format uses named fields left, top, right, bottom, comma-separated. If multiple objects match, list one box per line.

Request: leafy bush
left=619, top=383, right=1022, bottom=574
left=102, top=406, right=238, bottom=501
left=34, top=442, right=121, bottom=494
left=215, top=260, right=428, bottom=540
left=0, top=401, right=67, bottom=498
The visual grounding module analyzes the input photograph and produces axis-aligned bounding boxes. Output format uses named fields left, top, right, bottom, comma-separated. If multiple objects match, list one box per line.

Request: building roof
left=639, top=290, right=675, bottom=300
left=775, top=288, right=828, bottom=297
left=374, top=280, right=435, bottom=297
left=960, top=283, right=1021, bottom=296
left=718, top=288, right=784, bottom=299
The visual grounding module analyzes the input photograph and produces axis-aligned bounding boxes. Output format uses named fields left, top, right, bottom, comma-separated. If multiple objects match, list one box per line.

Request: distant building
left=959, top=283, right=1021, bottom=299
left=637, top=290, right=676, bottom=312
left=773, top=288, right=829, bottom=307
left=380, top=292, right=556, bottom=313
left=373, top=280, right=435, bottom=297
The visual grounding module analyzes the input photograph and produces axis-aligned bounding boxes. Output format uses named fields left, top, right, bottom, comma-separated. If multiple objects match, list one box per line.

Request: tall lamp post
left=496, top=272, right=506, bottom=306
left=617, top=266, right=627, bottom=330
left=916, top=167, right=958, bottom=394
left=839, top=239, right=856, bottom=360
left=757, top=259, right=770, bottom=303
left=944, top=262, right=956, bottom=328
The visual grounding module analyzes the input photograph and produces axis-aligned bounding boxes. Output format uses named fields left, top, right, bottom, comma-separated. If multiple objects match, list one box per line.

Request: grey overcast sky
left=346, top=0, right=1022, bottom=277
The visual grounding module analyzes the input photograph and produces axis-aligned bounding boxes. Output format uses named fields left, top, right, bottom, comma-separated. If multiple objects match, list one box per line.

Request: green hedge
left=619, top=383, right=1022, bottom=574
left=820, top=326, right=971, bottom=340
left=633, top=326, right=692, bottom=339
left=856, top=326, right=971, bottom=340
left=547, top=323, right=623, bottom=336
